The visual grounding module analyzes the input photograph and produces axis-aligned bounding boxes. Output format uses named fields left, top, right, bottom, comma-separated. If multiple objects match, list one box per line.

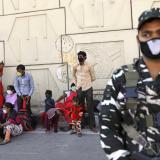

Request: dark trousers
left=0, top=128, right=4, bottom=139
left=17, top=95, right=32, bottom=115
left=78, top=87, right=95, bottom=129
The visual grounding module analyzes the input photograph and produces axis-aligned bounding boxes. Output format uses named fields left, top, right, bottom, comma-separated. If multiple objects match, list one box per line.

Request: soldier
left=100, top=8, right=160, bottom=160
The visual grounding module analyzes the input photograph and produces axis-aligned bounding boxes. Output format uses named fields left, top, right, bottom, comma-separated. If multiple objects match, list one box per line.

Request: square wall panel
left=0, top=9, right=65, bottom=65
left=76, top=41, right=124, bottom=79
left=132, top=0, right=160, bottom=29
left=3, top=0, right=59, bottom=15
left=62, top=0, right=132, bottom=34
left=62, top=30, right=138, bottom=89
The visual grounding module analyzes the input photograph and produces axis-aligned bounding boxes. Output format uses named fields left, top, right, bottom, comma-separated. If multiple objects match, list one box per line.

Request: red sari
left=56, top=91, right=77, bottom=123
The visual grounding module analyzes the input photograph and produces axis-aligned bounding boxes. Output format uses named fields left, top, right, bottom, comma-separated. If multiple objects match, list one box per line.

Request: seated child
left=41, top=90, right=59, bottom=133
left=5, top=85, right=18, bottom=112
left=70, top=97, right=84, bottom=137
left=0, top=102, right=23, bottom=145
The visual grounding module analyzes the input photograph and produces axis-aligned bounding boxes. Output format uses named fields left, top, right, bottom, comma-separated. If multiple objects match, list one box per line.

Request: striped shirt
left=100, top=58, right=160, bottom=160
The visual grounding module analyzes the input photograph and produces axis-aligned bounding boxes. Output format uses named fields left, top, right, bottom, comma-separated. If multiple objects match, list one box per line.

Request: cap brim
left=138, top=16, right=160, bottom=30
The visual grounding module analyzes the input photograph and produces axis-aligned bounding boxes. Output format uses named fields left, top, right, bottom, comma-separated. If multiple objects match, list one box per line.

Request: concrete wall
left=0, top=0, right=159, bottom=109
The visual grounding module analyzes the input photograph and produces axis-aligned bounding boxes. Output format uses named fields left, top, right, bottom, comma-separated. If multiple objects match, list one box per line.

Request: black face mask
left=140, top=38, right=160, bottom=59
left=78, top=57, right=84, bottom=63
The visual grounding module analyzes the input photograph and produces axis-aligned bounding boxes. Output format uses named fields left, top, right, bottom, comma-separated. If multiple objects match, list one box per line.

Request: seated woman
left=0, top=102, right=23, bottom=145
left=56, top=83, right=78, bottom=124
left=5, top=85, right=18, bottom=112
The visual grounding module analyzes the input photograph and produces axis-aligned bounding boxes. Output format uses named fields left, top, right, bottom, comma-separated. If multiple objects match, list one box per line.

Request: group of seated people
left=0, top=83, right=89, bottom=145
left=0, top=85, right=23, bottom=145
left=41, top=83, right=85, bottom=137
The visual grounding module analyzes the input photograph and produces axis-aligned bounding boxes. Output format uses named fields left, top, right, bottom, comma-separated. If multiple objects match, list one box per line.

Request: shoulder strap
left=123, top=64, right=139, bottom=110
left=122, top=123, right=148, bottom=147
left=123, top=64, right=139, bottom=88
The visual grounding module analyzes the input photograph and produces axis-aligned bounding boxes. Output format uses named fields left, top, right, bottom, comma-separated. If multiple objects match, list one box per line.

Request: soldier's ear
left=136, top=35, right=140, bottom=43
left=136, top=35, right=141, bottom=48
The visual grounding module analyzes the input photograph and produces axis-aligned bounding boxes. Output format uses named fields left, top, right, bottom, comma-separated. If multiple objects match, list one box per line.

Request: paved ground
left=0, top=129, right=106, bottom=160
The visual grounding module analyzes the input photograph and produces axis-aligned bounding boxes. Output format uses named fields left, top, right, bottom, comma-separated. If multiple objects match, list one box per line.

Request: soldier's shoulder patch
left=113, top=68, right=122, bottom=75
left=121, top=64, right=136, bottom=73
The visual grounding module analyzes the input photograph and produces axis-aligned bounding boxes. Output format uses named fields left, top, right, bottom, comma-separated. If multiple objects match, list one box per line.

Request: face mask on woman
left=71, top=86, right=77, bottom=92
left=3, top=108, right=7, bottom=114
left=7, top=90, right=13, bottom=95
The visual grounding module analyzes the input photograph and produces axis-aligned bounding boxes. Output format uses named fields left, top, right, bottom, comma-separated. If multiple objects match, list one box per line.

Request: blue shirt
left=45, top=98, right=55, bottom=112
left=14, top=72, right=34, bottom=96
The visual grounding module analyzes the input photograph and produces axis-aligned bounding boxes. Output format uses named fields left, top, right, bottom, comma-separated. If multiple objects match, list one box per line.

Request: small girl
left=5, top=85, right=18, bottom=112
left=70, top=97, right=84, bottom=137
left=0, top=102, right=23, bottom=145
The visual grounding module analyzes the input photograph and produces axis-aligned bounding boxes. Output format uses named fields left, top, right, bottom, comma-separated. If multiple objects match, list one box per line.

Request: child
left=5, top=85, right=18, bottom=112
left=0, top=102, right=23, bottom=145
left=70, top=97, right=84, bottom=137
left=42, top=90, right=59, bottom=132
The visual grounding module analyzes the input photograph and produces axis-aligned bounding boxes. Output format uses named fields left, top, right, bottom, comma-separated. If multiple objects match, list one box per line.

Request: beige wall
left=0, top=0, right=159, bottom=107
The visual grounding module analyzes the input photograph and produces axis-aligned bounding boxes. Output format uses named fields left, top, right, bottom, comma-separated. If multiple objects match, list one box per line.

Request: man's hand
left=20, top=95, right=24, bottom=99
left=26, top=96, right=31, bottom=100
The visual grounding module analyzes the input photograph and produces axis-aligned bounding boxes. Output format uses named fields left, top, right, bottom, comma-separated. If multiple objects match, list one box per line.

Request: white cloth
left=4, top=124, right=23, bottom=136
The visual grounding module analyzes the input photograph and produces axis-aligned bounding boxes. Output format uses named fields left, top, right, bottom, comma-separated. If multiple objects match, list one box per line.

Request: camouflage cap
left=138, top=8, right=160, bottom=30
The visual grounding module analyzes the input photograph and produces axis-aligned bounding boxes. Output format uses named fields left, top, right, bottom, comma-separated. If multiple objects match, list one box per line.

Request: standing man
left=73, top=51, right=96, bottom=132
left=100, top=8, right=160, bottom=160
left=14, top=64, right=34, bottom=114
